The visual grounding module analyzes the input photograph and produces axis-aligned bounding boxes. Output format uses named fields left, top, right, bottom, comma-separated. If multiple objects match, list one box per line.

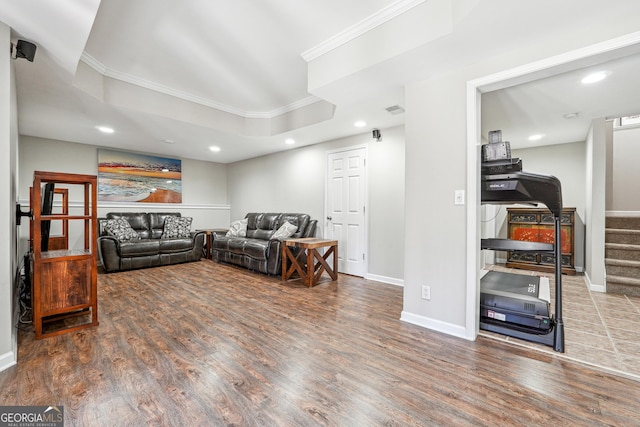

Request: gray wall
left=18, top=136, right=230, bottom=257
left=0, top=21, right=19, bottom=372
left=402, top=9, right=636, bottom=337
left=228, top=125, right=405, bottom=283
left=612, top=125, right=640, bottom=211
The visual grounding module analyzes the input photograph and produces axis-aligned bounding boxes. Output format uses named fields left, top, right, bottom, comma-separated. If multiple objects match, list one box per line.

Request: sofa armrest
left=191, top=230, right=206, bottom=260
left=98, top=236, right=121, bottom=272
left=303, top=220, right=317, bottom=238
left=267, top=239, right=284, bottom=275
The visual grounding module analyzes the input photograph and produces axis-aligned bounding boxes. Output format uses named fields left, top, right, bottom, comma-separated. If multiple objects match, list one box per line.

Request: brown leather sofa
left=211, top=212, right=316, bottom=275
left=98, top=212, right=205, bottom=272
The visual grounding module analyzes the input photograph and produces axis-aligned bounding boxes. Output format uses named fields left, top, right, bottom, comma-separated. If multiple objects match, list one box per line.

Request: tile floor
left=481, top=265, right=640, bottom=381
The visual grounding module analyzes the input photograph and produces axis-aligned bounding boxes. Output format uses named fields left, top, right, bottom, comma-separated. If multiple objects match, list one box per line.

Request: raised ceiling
left=3, top=0, right=411, bottom=163
left=3, top=0, right=640, bottom=163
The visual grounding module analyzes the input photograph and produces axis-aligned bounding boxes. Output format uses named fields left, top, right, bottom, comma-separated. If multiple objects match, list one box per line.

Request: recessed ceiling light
left=581, top=71, right=608, bottom=84
left=528, top=134, right=545, bottom=141
left=162, top=139, right=175, bottom=144
left=285, top=138, right=295, bottom=145
left=96, top=126, right=114, bottom=134
left=564, top=112, right=580, bottom=119
left=209, top=145, right=221, bottom=152
left=354, top=121, right=367, bottom=128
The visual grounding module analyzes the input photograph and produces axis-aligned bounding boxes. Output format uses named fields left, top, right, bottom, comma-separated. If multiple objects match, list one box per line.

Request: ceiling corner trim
left=79, top=52, right=323, bottom=119
left=80, top=52, right=107, bottom=74
left=301, top=0, right=427, bottom=62
left=255, top=96, right=324, bottom=118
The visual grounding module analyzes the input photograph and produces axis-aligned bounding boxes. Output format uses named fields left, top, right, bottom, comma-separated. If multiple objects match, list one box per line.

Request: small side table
left=197, top=228, right=228, bottom=260
left=282, top=238, right=338, bottom=287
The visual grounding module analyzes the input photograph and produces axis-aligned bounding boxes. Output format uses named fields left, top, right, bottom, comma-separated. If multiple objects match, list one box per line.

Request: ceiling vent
left=385, top=104, right=405, bottom=115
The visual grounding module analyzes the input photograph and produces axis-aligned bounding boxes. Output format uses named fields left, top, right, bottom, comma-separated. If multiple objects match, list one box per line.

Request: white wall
left=611, top=125, right=640, bottom=211
left=0, top=21, right=19, bottom=372
left=584, top=119, right=610, bottom=291
left=402, top=4, right=640, bottom=338
left=18, top=136, right=230, bottom=257
left=227, top=126, right=405, bottom=283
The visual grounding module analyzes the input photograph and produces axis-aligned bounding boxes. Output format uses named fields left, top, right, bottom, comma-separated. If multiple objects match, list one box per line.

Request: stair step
left=607, top=274, right=640, bottom=285
left=605, top=229, right=640, bottom=245
left=605, top=259, right=640, bottom=280
left=605, top=258, right=640, bottom=267
left=606, top=216, right=640, bottom=230
left=606, top=275, right=640, bottom=297
left=605, top=243, right=640, bottom=261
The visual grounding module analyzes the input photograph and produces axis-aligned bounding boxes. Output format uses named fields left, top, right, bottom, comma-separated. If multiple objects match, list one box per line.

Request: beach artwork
left=98, top=149, right=182, bottom=203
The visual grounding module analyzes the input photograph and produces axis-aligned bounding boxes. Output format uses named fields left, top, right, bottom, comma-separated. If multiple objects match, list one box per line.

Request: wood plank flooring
left=2, top=260, right=640, bottom=426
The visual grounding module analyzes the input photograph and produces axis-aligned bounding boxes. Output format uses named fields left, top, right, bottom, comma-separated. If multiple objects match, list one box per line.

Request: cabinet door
left=38, top=257, right=92, bottom=315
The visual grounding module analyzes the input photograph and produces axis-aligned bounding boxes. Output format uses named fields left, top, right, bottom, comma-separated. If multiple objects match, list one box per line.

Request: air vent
left=385, top=104, right=405, bottom=115
left=523, top=302, right=536, bottom=313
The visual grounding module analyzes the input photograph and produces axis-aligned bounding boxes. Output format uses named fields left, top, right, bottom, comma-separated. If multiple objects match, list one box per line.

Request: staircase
left=605, top=216, right=640, bottom=296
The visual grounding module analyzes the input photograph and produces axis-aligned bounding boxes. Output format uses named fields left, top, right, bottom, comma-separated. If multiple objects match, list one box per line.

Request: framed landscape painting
left=98, top=149, right=182, bottom=203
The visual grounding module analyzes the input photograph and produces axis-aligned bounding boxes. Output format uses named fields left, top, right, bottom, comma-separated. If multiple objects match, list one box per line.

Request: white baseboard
left=585, top=270, right=606, bottom=293
left=400, top=311, right=470, bottom=340
left=365, top=273, right=403, bottom=287
left=0, top=351, right=16, bottom=373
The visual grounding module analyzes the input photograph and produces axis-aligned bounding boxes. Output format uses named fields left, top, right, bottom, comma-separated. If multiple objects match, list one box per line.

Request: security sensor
left=14, top=40, right=37, bottom=62
left=372, top=129, right=381, bottom=141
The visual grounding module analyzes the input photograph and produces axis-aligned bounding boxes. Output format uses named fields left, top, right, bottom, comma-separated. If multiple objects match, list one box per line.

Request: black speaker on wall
left=15, top=40, right=37, bottom=62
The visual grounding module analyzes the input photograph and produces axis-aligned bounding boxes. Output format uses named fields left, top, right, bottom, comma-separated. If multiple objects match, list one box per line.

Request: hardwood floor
left=2, top=260, right=640, bottom=426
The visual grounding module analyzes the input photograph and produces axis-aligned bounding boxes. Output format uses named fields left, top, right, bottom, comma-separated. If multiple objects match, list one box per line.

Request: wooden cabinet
left=31, top=171, right=99, bottom=339
left=506, top=207, right=576, bottom=275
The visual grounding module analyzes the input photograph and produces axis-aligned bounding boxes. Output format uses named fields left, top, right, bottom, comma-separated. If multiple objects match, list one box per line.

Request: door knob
left=327, top=216, right=332, bottom=221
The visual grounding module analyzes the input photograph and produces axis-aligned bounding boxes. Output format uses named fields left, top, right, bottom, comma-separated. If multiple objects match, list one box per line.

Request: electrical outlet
left=421, top=285, right=431, bottom=300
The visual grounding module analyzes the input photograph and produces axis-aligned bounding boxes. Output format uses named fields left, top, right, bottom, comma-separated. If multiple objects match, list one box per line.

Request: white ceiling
left=3, top=1, right=640, bottom=163
left=482, top=52, right=640, bottom=150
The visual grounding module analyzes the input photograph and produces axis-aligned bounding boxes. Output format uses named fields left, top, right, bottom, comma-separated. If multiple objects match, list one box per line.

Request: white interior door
left=325, top=147, right=367, bottom=277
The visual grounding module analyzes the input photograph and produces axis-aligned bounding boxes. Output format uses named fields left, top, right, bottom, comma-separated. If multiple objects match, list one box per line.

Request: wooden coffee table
left=282, top=238, right=338, bottom=287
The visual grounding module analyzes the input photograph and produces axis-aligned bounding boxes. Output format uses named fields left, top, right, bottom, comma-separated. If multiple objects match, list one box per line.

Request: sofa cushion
left=242, top=239, right=270, bottom=260
left=119, top=239, right=160, bottom=257
left=161, top=216, right=192, bottom=238
left=159, top=238, right=194, bottom=253
left=257, top=213, right=281, bottom=230
left=150, top=212, right=181, bottom=239
left=245, top=212, right=279, bottom=239
left=251, top=229, right=276, bottom=240
left=106, top=212, right=151, bottom=239
left=279, top=214, right=310, bottom=238
left=227, top=238, right=247, bottom=254
left=103, top=219, right=140, bottom=242
left=226, top=218, right=248, bottom=237
left=271, top=221, right=297, bottom=240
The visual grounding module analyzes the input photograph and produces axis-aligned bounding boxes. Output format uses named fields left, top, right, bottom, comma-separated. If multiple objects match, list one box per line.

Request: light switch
left=454, top=190, right=465, bottom=205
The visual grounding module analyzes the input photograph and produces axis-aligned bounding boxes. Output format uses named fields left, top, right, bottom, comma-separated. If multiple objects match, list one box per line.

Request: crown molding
left=80, top=52, right=321, bottom=119
left=301, top=0, right=426, bottom=62
left=249, top=96, right=322, bottom=118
